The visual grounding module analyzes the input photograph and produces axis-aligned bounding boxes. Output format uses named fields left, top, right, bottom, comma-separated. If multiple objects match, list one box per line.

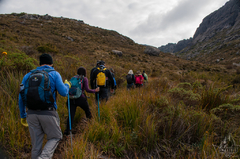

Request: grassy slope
left=1, top=13, right=240, bottom=158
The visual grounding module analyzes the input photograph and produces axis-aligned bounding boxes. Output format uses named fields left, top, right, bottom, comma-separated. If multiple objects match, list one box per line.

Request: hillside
left=0, top=12, right=228, bottom=82
left=2, top=12, right=240, bottom=158
left=159, top=0, right=240, bottom=65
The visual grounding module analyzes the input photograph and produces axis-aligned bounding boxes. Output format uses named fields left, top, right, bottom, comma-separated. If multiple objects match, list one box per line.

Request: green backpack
left=69, top=75, right=84, bottom=99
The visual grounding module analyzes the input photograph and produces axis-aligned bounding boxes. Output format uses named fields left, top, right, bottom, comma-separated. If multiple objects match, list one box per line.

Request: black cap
left=98, top=60, right=105, bottom=65
left=39, top=54, right=53, bottom=65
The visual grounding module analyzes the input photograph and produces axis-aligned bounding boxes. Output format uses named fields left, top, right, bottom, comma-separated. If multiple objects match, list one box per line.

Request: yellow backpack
left=96, top=67, right=107, bottom=86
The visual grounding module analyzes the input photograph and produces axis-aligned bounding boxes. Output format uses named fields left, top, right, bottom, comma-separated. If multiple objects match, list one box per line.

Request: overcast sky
left=0, top=0, right=229, bottom=47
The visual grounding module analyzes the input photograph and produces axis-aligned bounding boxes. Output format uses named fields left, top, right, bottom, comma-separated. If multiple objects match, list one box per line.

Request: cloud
left=129, top=0, right=229, bottom=46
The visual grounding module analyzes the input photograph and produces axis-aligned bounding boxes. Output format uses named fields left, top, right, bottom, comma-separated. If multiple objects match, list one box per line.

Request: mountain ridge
left=158, top=0, right=240, bottom=65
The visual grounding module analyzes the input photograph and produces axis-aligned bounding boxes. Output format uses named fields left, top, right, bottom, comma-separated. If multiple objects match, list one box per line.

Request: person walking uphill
left=90, top=60, right=101, bottom=89
left=90, top=60, right=114, bottom=102
left=64, top=67, right=99, bottom=135
left=142, top=70, right=148, bottom=83
left=135, top=70, right=144, bottom=88
left=18, top=53, right=71, bottom=159
left=126, top=70, right=135, bottom=90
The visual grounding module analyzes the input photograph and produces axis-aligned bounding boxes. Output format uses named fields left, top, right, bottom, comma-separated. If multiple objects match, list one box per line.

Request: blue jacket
left=18, top=65, right=69, bottom=118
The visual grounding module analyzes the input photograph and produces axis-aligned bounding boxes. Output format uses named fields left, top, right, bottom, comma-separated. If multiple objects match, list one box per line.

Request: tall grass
left=1, top=66, right=240, bottom=158
left=0, top=70, right=32, bottom=157
left=200, top=84, right=232, bottom=112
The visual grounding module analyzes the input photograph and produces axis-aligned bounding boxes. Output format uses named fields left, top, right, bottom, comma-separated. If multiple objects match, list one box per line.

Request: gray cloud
left=130, top=0, right=214, bottom=35
left=129, top=0, right=229, bottom=46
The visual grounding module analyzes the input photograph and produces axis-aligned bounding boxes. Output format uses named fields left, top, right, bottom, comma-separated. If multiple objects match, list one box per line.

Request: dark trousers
left=127, top=83, right=134, bottom=90
left=135, top=84, right=143, bottom=88
left=65, top=96, right=92, bottom=133
left=95, top=87, right=109, bottom=103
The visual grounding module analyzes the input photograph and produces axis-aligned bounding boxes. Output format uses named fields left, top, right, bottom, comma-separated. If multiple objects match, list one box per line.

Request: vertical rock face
left=159, top=0, right=240, bottom=61
left=193, top=0, right=240, bottom=44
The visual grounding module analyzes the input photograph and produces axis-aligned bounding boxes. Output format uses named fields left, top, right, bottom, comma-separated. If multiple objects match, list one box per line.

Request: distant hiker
left=142, top=70, right=148, bottom=83
left=18, top=53, right=71, bottom=159
left=90, top=60, right=101, bottom=89
left=126, top=70, right=135, bottom=90
left=64, top=67, right=99, bottom=135
left=109, top=68, right=117, bottom=95
left=90, top=60, right=114, bottom=102
left=135, top=70, right=144, bottom=88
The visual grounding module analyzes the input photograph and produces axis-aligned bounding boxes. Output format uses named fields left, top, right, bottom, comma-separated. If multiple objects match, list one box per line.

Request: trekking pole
left=97, top=92, right=100, bottom=121
left=67, top=93, right=73, bottom=154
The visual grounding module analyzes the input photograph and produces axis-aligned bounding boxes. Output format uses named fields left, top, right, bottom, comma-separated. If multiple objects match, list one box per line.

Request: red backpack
left=135, top=75, right=142, bottom=84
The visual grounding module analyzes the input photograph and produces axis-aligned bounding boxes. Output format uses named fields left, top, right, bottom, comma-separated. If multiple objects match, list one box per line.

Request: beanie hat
left=128, top=70, right=133, bottom=74
left=39, top=54, right=53, bottom=65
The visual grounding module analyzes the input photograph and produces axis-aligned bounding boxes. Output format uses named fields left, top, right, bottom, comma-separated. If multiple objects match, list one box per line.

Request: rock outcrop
left=159, top=0, right=240, bottom=64
left=144, top=46, right=160, bottom=56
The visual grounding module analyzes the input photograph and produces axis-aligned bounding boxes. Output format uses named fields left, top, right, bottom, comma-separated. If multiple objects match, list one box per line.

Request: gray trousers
left=27, top=110, right=62, bottom=159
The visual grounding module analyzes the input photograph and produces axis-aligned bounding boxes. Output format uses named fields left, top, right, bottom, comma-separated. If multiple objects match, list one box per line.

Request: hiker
left=64, top=67, right=100, bottom=135
left=90, top=60, right=114, bottom=102
left=135, top=70, right=144, bottom=88
left=90, top=60, right=101, bottom=89
left=109, top=68, right=117, bottom=95
left=126, top=70, right=135, bottom=90
left=18, top=53, right=71, bottom=159
left=142, top=70, right=148, bottom=83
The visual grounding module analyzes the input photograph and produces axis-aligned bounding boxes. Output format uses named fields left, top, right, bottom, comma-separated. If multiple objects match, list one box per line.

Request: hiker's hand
left=21, top=118, right=28, bottom=127
left=64, top=80, right=71, bottom=88
left=110, top=89, right=114, bottom=93
left=95, top=87, right=100, bottom=92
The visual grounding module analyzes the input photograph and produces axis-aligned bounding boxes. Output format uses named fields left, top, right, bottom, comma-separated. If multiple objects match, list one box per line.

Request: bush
left=211, top=103, right=240, bottom=120
left=0, top=51, right=37, bottom=71
left=37, top=43, right=58, bottom=53
left=168, top=87, right=200, bottom=106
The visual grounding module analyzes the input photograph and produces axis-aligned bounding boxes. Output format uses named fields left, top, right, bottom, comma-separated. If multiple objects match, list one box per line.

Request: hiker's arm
left=18, top=73, right=30, bottom=118
left=90, top=68, right=95, bottom=89
left=55, top=72, right=69, bottom=97
left=132, top=75, right=135, bottom=82
left=18, top=93, right=26, bottom=118
left=83, top=77, right=96, bottom=93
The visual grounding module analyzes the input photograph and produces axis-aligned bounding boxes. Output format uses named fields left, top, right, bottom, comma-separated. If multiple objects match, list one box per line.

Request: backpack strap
left=43, top=69, right=56, bottom=103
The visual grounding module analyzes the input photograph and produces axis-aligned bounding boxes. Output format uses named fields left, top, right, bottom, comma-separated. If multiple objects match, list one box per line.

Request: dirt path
left=53, top=117, right=89, bottom=159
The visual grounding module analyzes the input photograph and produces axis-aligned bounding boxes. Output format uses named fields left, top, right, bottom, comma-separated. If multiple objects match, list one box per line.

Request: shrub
left=37, top=43, right=58, bottom=53
left=211, top=103, right=240, bottom=121
left=177, top=82, right=192, bottom=90
left=0, top=51, right=37, bottom=71
left=168, top=87, right=200, bottom=106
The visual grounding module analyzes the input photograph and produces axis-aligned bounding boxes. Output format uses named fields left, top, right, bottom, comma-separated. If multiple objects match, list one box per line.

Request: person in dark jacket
left=109, top=68, right=117, bottom=96
left=64, top=67, right=99, bottom=135
left=90, top=60, right=114, bottom=102
left=90, top=60, right=101, bottom=89
left=126, top=70, right=135, bottom=90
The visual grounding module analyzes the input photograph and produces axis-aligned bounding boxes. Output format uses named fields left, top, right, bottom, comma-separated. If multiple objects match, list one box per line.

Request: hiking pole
left=97, top=92, right=100, bottom=121
left=67, top=93, right=73, bottom=154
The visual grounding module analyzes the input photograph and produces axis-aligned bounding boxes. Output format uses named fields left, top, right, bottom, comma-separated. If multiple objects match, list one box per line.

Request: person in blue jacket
left=18, top=53, right=71, bottom=159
